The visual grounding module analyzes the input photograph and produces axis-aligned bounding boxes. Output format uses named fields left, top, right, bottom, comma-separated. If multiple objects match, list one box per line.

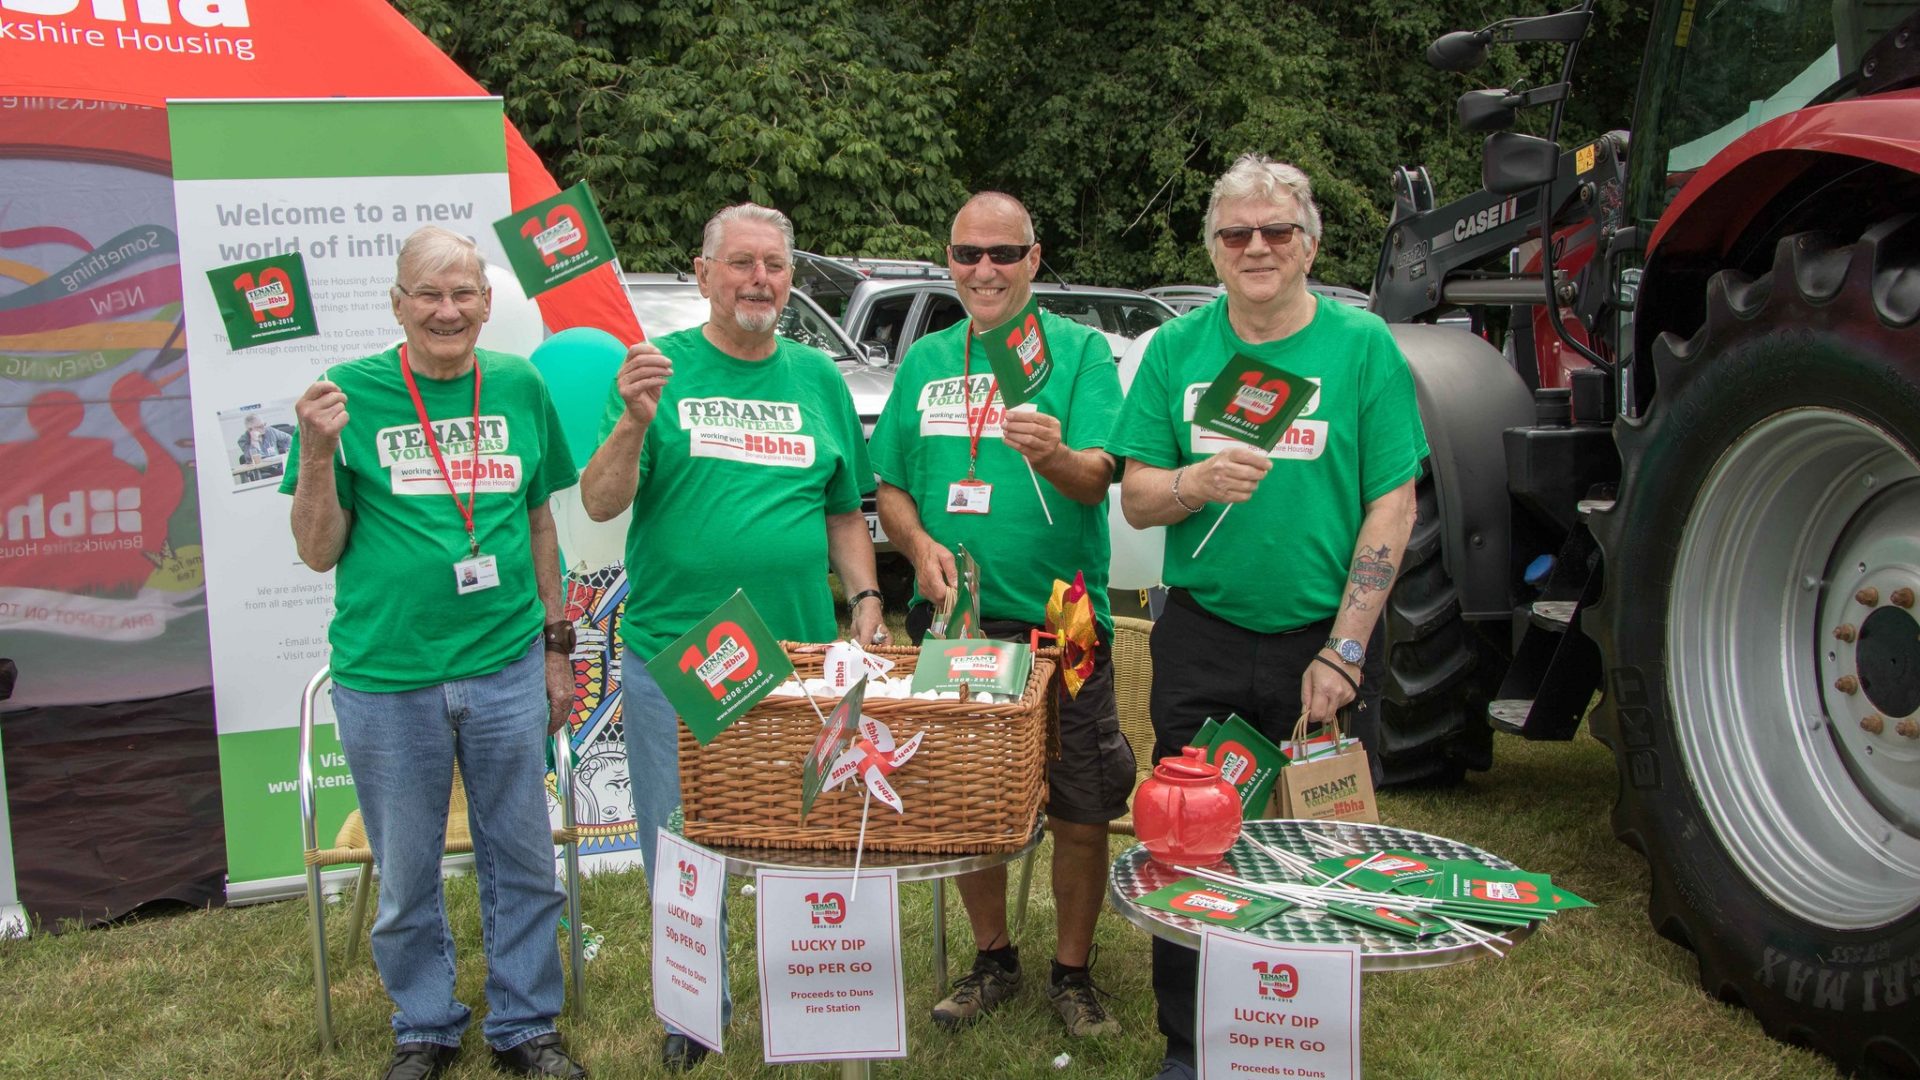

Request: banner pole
left=1193, top=504, right=1233, bottom=556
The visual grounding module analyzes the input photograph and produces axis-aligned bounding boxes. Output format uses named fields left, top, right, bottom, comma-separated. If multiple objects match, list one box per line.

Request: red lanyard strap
left=398, top=345, right=483, bottom=554
left=961, top=331, right=999, bottom=478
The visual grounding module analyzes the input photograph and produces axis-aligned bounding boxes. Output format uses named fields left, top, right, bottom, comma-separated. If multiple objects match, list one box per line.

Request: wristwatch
left=1324, top=636, right=1365, bottom=666
left=544, top=619, right=577, bottom=655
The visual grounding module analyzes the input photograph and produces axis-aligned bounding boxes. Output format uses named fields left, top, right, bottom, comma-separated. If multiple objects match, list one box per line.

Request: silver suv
left=620, top=273, right=895, bottom=551
left=839, top=278, right=1178, bottom=365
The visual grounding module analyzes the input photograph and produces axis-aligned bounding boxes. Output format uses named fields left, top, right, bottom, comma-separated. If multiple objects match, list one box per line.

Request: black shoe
left=382, top=1042, right=457, bottom=1080
left=491, top=1032, right=587, bottom=1078
left=661, top=1033, right=710, bottom=1072
left=1150, top=1058, right=1197, bottom=1080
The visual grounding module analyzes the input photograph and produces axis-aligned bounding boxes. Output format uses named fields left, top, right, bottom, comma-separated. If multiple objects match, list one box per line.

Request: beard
left=733, top=303, right=779, bottom=335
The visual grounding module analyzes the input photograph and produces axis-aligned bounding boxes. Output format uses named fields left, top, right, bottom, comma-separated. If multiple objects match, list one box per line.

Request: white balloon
left=548, top=485, right=629, bottom=576
left=1107, top=486, right=1165, bottom=590
left=477, top=263, right=548, bottom=357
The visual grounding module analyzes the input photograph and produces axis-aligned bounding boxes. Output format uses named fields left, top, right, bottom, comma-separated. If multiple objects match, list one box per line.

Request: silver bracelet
left=1170, top=467, right=1203, bottom=514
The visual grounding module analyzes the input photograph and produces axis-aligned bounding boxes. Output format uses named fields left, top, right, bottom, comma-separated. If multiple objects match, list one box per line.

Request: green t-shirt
left=867, top=311, right=1121, bottom=637
left=600, top=326, right=873, bottom=659
left=281, top=346, right=578, bottom=693
left=1108, top=295, right=1429, bottom=632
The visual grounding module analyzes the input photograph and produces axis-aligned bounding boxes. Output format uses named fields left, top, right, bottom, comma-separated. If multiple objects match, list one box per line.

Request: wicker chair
left=1012, top=615, right=1155, bottom=932
left=298, top=667, right=587, bottom=1051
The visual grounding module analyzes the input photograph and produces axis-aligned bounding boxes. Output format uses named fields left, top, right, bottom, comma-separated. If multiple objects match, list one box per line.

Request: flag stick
left=804, top=693, right=832, bottom=727
left=850, top=786, right=872, bottom=904
left=1025, top=459, right=1054, bottom=526
left=1193, top=503, right=1232, bottom=556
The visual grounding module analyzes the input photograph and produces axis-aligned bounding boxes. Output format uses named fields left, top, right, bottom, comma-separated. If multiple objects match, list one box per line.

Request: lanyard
left=960, top=330, right=999, bottom=481
left=399, top=345, right=484, bottom=556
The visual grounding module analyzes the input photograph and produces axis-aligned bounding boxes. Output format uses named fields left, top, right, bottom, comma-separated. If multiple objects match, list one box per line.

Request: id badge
left=947, top=479, right=992, bottom=515
left=454, top=553, right=500, bottom=594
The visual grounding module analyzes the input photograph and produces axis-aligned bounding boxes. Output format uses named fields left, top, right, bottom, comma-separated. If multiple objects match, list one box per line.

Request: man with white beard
left=579, top=202, right=885, bottom=1071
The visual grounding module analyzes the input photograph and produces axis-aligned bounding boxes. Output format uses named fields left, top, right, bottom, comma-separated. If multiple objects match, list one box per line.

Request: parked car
left=620, top=272, right=896, bottom=554
left=793, top=252, right=950, bottom=321
left=1147, top=281, right=1371, bottom=312
left=839, top=279, right=1178, bottom=365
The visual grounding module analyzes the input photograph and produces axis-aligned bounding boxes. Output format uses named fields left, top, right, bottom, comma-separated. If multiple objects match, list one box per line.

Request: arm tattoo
left=1345, top=543, right=1395, bottom=611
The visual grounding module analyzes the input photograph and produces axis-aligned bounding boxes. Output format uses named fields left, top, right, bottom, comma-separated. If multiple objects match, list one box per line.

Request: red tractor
left=1370, top=2, right=1920, bottom=1073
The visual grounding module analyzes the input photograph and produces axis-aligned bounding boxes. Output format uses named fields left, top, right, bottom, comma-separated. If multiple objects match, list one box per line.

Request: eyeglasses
left=1212, top=223, right=1309, bottom=249
left=398, top=285, right=487, bottom=308
left=716, top=255, right=792, bottom=276
left=947, top=243, right=1034, bottom=266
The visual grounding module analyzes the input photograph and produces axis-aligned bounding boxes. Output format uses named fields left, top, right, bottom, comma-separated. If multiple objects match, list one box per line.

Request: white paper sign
left=652, top=829, right=725, bottom=1053
left=1197, top=930, right=1361, bottom=1080
left=755, top=867, right=906, bottom=1062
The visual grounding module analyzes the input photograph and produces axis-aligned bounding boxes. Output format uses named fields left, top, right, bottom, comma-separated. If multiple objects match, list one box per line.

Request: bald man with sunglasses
left=868, top=192, right=1135, bottom=1040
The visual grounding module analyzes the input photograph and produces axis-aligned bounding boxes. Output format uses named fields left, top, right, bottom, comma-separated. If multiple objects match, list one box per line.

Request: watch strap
left=543, top=619, right=575, bottom=654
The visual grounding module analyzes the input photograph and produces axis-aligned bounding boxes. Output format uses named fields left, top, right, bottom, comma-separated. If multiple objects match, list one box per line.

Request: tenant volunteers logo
left=917, top=374, right=1005, bottom=438
left=1345, top=854, right=1428, bottom=877
left=1192, top=354, right=1318, bottom=453
left=491, top=180, right=616, bottom=297
left=947, top=648, right=1001, bottom=676
left=1215, top=741, right=1254, bottom=785
left=680, top=396, right=816, bottom=468
left=646, top=590, right=795, bottom=746
left=1184, top=379, right=1327, bottom=461
left=206, top=252, right=318, bottom=349
left=1470, top=879, right=1538, bottom=904
left=805, top=891, right=848, bottom=926
left=973, top=293, right=1051, bottom=407
left=677, top=859, right=698, bottom=898
left=1251, top=961, right=1299, bottom=998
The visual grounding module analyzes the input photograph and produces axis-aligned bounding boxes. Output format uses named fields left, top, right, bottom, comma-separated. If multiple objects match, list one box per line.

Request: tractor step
left=1576, top=498, right=1616, bottom=515
left=1489, top=699, right=1533, bottom=734
left=1530, top=600, right=1576, bottom=629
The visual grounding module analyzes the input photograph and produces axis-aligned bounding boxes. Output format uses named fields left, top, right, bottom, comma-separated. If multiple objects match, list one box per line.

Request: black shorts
left=905, top=604, right=1136, bottom=826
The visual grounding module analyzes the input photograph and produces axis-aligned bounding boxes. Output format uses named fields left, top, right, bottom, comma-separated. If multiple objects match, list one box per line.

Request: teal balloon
left=530, top=327, right=626, bottom=471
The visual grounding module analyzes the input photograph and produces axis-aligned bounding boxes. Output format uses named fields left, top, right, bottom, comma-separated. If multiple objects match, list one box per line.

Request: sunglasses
left=1213, top=223, right=1309, bottom=249
left=948, top=243, right=1034, bottom=266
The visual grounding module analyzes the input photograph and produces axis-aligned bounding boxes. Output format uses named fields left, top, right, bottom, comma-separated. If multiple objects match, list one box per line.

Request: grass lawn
left=0, top=728, right=1840, bottom=1079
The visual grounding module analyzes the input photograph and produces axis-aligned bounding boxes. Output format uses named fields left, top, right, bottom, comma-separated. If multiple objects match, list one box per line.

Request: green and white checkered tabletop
left=1109, top=819, right=1533, bottom=971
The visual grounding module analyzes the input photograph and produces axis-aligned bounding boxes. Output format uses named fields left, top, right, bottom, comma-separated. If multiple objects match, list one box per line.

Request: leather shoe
left=1150, top=1058, right=1197, bottom=1080
left=382, top=1041, right=457, bottom=1080
left=661, top=1033, right=710, bottom=1072
left=491, top=1032, right=587, bottom=1078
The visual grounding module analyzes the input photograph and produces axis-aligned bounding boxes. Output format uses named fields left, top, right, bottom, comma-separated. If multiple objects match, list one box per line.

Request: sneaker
left=1047, top=967, right=1120, bottom=1037
left=931, top=954, right=1021, bottom=1028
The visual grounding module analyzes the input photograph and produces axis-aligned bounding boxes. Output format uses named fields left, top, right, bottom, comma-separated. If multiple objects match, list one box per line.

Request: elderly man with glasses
left=867, top=191, right=1134, bottom=1039
left=579, top=201, right=884, bottom=1072
left=283, top=225, right=587, bottom=1080
left=1108, top=154, right=1427, bottom=1080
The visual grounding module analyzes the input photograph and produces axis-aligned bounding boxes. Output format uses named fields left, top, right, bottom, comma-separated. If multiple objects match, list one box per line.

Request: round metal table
left=669, top=816, right=1044, bottom=1077
left=1109, top=818, right=1534, bottom=971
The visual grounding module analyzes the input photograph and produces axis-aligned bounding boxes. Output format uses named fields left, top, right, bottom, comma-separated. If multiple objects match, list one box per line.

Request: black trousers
left=1147, top=592, right=1385, bottom=1065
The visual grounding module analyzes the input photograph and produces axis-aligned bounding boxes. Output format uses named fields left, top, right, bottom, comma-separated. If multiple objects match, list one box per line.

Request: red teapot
left=1133, top=746, right=1243, bottom=867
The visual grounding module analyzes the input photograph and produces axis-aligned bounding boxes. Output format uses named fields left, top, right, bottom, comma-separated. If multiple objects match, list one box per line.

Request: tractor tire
left=1587, top=219, right=1920, bottom=1076
left=1377, top=462, right=1493, bottom=785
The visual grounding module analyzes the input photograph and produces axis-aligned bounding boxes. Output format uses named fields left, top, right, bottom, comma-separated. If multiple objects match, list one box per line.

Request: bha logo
left=804, top=891, right=847, bottom=927
left=4, top=488, right=140, bottom=541
left=1007, top=313, right=1045, bottom=376
left=1251, top=961, right=1299, bottom=998
left=1215, top=741, right=1254, bottom=785
left=1, top=1, right=252, bottom=27
left=676, top=859, right=697, bottom=898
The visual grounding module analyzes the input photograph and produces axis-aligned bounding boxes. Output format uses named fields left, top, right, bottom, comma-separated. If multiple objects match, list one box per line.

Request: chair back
left=1111, top=616, right=1156, bottom=779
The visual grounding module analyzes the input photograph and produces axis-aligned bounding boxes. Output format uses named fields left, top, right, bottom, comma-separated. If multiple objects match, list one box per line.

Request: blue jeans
left=331, top=638, right=564, bottom=1051
left=619, top=644, right=734, bottom=1037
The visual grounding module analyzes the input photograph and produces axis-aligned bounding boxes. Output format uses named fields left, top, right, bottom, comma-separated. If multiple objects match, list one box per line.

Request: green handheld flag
left=973, top=293, right=1052, bottom=407
left=1132, top=877, right=1292, bottom=930
left=492, top=180, right=617, bottom=297
left=645, top=589, right=795, bottom=746
left=909, top=638, right=1032, bottom=696
left=207, top=252, right=319, bottom=349
left=1203, top=713, right=1286, bottom=820
left=928, top=544, right=981, bottom=640
left=1189, top=354, right=1318, bottom=556
left=800, top=676, right=866, bottom=823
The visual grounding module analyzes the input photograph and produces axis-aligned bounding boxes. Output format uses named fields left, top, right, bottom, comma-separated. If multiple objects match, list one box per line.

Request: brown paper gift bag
left=1270, top=708, right=1379, bottom=824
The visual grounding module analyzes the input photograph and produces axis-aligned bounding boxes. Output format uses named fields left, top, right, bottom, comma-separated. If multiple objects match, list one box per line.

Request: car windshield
left=1036, top=294, right=1175, bottom=339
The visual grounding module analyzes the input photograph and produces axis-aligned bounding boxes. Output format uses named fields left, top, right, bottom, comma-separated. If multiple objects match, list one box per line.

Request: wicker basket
left=675, top=641, right=1057, bottom=854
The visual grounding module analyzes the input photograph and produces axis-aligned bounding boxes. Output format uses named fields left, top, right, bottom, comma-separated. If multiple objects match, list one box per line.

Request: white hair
left=701, top=203, right=795, bottom=260
left=1205, top=153, right=1323, bottom=256
left=391, top=226, right=487, bottom=300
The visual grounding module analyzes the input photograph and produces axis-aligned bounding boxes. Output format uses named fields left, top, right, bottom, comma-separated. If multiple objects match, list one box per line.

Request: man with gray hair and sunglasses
left=1109, top=154, right=1427, bottom=1080
left=284, top=225, right=587, bottom=1080
left=580, top=201, right=884, bottom=1072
